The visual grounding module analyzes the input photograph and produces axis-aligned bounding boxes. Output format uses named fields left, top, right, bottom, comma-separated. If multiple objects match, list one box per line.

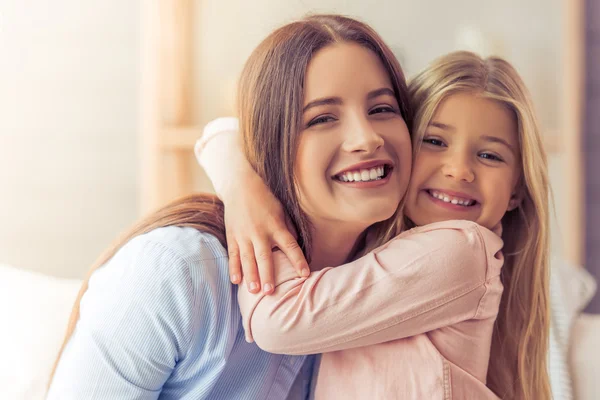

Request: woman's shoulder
left=134, top=226, right=228, bottom=264
left=93, top=226, right=230, bottom=303
left=70, top=227, right=234, bottom=383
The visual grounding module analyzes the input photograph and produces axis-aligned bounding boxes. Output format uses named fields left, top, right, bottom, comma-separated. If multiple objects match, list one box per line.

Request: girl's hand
left=222, top=165, right=310, bottom=295
left=196, top=117, right=309, bottom=294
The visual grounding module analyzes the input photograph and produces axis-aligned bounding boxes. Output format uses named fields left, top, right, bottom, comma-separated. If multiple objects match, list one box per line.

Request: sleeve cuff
left=194, top=117, right=240, bottom=162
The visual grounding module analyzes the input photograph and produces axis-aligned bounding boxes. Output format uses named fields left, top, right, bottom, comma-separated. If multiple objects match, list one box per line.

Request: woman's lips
left=333, top=167, right=393, bottom=188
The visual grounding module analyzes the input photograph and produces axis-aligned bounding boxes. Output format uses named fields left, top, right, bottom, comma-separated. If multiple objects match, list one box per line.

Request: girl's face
left=294, top=42, right=412, bottom=233
left=405, top=92, right=521, bottom=230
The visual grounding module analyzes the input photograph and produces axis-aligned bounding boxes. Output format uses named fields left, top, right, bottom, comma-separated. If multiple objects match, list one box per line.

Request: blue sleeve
left=47, top=235, right=203, bottom=399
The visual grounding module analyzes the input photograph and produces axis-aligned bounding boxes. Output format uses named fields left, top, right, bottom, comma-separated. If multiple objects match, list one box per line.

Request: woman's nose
left=342, top=117, right=384, bottom=154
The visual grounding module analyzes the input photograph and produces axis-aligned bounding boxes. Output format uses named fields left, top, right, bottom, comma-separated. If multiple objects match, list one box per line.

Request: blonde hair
left=408, top=51, right=551, bottom=400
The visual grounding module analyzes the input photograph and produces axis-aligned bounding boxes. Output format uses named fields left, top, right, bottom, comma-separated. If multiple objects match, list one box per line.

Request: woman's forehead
left=303, top=42, right=393, bottom=103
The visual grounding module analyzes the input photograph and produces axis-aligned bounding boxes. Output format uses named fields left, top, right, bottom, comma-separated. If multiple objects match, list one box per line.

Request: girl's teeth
left=430, top=190, right=474, bottom=207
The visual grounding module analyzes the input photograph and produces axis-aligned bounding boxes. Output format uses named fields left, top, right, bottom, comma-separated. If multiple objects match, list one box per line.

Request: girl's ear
left=507, top=190, right=523, bottom=211
left=507, top=177, right=525, bottom=212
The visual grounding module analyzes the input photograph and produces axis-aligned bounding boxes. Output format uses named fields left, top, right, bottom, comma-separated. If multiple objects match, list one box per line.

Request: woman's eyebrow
left=303, top=87, right=395, bottom=113
left=303, top=97, right=342, bottom=113
left=367, top=87, right=395, bottom=100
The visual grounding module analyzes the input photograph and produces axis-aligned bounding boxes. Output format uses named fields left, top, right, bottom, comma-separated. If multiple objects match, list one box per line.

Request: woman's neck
left=308, top=221, right=365, bottom=271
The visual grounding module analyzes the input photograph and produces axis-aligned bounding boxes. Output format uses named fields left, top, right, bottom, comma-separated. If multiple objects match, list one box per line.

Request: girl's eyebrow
left=303, top=87, right=395, bottom=113
left=429, top=121, right=517, bottom=153
left=429, top=121, right=454, bottom=130
left=481, top=135, right=516, bottom=153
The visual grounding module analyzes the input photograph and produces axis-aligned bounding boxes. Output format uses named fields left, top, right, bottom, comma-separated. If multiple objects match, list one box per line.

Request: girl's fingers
left=239, top=241, right=261, bottom=293
left=254, top=240, right=275, bottom=294
left=273, top=229, right=309, bottom=277
left=226, top=236, right=242, bottom=284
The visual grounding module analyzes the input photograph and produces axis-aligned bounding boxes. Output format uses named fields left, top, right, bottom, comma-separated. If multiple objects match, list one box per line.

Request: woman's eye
left=422, top=138, right=445, bottom=147
left=370, top=106, right=395, bottom=115
left=307, top=115, right=336, bottom=127
left=479, top=152, right=504, bottom=162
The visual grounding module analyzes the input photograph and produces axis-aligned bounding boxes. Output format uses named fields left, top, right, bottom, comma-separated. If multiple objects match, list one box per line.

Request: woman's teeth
left=429, top=190, right=475, bottom=206
left=337, top=166, right=385, bottom=182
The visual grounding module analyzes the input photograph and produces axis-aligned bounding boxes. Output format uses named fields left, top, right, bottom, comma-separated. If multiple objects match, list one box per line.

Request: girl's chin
left=351, top=210, right=399, bottom=227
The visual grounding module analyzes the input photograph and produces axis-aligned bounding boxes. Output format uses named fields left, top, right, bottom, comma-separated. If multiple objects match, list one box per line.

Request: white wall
left=194, top=0, right=561, bottom=130
left=0, top=0, right=565, bottom=279
left=194, top=0, right=566, bottom=254
left=0, top=1, right=140, bottom=278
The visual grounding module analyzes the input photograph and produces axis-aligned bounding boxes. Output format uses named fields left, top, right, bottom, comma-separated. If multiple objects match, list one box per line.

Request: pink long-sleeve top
left=238, top=220, right=504, bottom=399
left=195, top=119, right=505, bottom=399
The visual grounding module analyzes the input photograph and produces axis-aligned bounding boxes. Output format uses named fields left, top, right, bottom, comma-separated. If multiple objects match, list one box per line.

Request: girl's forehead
left=433, top=93, right=516, bottom=131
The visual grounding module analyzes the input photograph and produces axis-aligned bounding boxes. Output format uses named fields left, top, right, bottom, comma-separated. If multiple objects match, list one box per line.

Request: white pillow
left=548, top=257, right=597, bottom=400
left=570, top=313, right=600, bottom=400
left=0, top=263, right=82, bottom=400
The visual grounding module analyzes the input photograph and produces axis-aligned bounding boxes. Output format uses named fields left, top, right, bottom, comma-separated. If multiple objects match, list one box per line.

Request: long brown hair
left=238, top=14, right=412, bottom=259
left=49, top=13, right=412, bottom=385
left=408, top=51, right=551, bottom=400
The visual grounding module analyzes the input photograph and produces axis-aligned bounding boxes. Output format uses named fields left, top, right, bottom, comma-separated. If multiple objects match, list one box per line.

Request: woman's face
left=294, top=42, right=412, bottom=232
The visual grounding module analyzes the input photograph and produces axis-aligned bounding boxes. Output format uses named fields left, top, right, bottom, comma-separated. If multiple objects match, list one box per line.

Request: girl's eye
left=422, top=138, right=445, bottom=147
left=369, top=105, right=396, bottom=115
left=479, top=152, right=504, bottom=162
left=307, top=115, right=336, bottom=127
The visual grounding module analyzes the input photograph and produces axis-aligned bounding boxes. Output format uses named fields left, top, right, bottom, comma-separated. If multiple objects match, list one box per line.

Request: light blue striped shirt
left=48, top=226, right=314, bottom=399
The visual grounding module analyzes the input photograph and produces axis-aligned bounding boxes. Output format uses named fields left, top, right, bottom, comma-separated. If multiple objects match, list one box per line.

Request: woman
left=47, top=14, right=413, bottom=399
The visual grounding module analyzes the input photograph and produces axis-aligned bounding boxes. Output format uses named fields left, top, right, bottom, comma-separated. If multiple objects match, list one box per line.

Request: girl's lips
left=426, top=189, right=477, bottom=205
left=424, top=189, right=480, bottom=211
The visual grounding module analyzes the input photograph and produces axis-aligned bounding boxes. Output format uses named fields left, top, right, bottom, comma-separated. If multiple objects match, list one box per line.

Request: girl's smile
left=423, top=188, right=480, bottom=211
left=405, top=92, right=521, bottom=230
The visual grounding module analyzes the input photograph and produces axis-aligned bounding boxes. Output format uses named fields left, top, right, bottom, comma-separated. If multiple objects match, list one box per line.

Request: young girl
left=197, top=51, right=551, bottom=399
left=47, top=14, right=415, bottom=399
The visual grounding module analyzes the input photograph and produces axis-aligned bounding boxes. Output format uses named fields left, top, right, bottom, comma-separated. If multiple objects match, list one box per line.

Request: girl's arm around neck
left=238, top=220, right=504, bottom=354
left=195, top=117, right=246, bottom=197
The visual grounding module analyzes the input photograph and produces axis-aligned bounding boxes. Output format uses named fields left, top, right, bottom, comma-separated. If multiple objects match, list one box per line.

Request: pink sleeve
left=238, top=220, right=504, bottom=354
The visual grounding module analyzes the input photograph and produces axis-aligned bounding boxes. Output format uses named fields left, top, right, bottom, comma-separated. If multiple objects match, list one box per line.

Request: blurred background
left=2, top=2, right=600, bottom=398
left=0, top=0, right=596, bottom=310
